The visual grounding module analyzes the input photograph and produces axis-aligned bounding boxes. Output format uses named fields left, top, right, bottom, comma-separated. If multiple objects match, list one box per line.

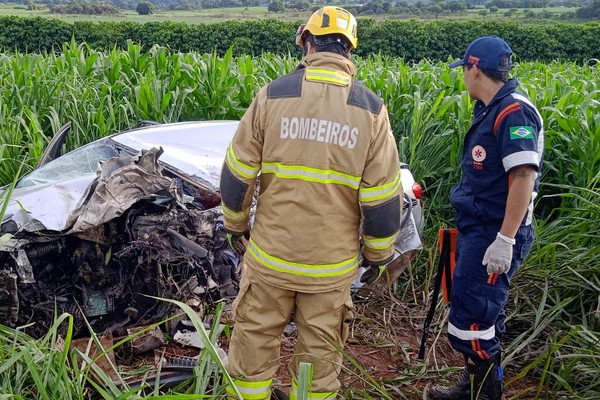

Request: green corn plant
left=0, top=154, right=24, bottom=247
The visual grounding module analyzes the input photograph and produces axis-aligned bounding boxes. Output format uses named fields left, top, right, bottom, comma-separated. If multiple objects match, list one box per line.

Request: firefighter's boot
left=271, top=388, right=289, bottom=400
left=429, top=357, right=504, bottom=400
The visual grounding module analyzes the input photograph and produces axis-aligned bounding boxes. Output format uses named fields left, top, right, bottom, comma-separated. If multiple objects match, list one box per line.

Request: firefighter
left=219, top=6, right=402, bottom=399
left=429, top=36, right=544, bottom=400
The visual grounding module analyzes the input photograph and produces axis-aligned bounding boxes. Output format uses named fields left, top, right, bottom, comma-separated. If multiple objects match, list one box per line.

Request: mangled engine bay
left=0, top=148, right=239, bottom=339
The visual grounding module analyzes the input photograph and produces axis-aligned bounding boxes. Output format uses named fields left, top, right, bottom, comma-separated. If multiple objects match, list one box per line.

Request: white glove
left=482, top=232, right=515, bottom=275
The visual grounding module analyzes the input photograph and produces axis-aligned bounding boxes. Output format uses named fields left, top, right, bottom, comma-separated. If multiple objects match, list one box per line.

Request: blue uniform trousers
left=448, top=224, right=534, bottom=361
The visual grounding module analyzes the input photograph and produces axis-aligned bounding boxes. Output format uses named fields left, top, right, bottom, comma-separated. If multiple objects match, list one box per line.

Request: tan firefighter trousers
left=226, top=266, right=354, bottom=399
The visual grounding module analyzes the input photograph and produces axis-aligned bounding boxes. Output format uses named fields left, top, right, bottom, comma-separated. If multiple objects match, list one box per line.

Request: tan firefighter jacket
left=219, top=52, right=402, bottom=292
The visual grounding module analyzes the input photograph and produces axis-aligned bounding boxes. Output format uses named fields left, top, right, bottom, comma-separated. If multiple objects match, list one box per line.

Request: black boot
left=429, top=357, right=504, bottom=400
left=478, top=355, right=504, bottom=400
left=271, top=388, right=290, bottom=400
left=429, top=362, right=472, bottom=400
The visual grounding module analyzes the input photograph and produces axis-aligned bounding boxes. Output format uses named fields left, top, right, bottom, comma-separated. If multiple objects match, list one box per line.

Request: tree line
left=0, top=16, right=598, bottom=62
left=13, top=0, right=600, bottom=14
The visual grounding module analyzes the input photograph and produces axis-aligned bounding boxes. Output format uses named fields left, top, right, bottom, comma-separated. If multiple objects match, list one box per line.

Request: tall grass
left=507, top=177, right=600, bottom=398
left=0, top=301, right=321, bottom=399
left=0, top=302, right=235, bottom=399
left=0, top=42, right=598, bottom=398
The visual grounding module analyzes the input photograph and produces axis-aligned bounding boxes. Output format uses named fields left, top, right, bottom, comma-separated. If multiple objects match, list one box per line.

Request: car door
left=36, top=122, right=71, bottom=168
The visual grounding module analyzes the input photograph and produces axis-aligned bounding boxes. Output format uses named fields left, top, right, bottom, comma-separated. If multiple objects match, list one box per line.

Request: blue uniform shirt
left=451, top=79, right=544, bottom=231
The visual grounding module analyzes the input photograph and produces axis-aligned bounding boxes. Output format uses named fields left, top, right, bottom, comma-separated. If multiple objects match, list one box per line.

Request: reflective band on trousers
left=448, top=322, right=495, bottom=341
left=362, top=231, right=398, bottom=250
left=226, top=145, right=260, bottom=179
left=358, top=170, right=401, bottom=203
left=226, top=378, right=272, bottom=400
left=222, top=204, right=249, bottom=221
left=248, top=238, right=358, bottom=277
left=290, top=380, right=337, bottom=399
left=305, top=67, right=351, bottom=86
left=261, top=162, right=360, bottom=190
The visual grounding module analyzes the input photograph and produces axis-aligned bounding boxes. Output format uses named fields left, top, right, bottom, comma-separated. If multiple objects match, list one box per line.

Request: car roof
left=111, top=120, right=239, bottom=190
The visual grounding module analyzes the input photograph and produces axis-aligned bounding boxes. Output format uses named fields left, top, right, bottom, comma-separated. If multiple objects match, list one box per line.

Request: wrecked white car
left=0, top=121, right=240, bottom=338
left=0, top=120, right=423, bottom=338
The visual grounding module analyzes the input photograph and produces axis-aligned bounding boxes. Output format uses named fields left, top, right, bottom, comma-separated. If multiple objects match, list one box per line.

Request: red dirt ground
left=129, top=290, right=539, bottom=399
left=266, top=294, right=539, bottom=400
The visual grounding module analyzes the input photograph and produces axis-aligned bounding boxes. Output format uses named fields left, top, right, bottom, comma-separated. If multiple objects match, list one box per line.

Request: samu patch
left=510, top=126, right=534, bottom=139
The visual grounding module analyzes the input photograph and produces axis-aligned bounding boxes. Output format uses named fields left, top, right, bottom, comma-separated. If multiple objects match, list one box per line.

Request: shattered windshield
left=17, top=141, right=120, bottom=188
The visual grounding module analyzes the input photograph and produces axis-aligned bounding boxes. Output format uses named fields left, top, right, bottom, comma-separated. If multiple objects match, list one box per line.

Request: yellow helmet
left=296, top=6, right=358, bottom=50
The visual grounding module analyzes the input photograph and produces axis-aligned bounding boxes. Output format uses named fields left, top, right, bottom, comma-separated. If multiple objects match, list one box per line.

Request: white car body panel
left=3, top=176, right=96, bottom=232
left=111, top=121, right=238, bottom=190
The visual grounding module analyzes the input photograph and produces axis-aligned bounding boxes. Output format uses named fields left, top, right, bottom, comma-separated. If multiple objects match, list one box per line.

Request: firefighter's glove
left=226, top=231, right=249, bottom=256
left=482, top=232, right=515, bottom=275
left=360, top=262, right=387, bottom=285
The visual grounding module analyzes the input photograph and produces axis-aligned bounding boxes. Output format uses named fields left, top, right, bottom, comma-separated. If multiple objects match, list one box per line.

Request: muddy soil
left=129, top=292, right=538, bottom=400
left=268, top=297, right=539, bottom=400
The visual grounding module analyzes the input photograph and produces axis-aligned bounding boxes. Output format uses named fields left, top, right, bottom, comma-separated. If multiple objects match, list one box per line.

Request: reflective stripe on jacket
left=220, top=52, right=402, bottom=292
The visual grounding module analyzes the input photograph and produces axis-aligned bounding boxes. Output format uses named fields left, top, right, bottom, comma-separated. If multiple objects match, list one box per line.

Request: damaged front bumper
left=0, top=148, right=239, bottom=338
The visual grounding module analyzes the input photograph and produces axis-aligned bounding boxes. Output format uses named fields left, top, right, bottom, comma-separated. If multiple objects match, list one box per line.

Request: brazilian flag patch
left=510, top=126, right=534, bottom=139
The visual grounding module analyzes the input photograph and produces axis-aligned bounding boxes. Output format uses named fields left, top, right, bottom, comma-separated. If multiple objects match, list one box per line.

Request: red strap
left=439, top=228, right=457, bottom=304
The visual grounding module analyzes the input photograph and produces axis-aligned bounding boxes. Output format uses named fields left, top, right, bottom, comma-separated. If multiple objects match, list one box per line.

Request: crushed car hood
left=1, top=121, right=237, bottom=233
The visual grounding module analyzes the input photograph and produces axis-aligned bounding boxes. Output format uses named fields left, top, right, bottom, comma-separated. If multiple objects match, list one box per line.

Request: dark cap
left=449, top=36, right=513, bottom=71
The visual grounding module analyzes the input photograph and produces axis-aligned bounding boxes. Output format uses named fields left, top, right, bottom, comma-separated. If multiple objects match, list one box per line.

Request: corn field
left=0, top=40, right=598, bottom=399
